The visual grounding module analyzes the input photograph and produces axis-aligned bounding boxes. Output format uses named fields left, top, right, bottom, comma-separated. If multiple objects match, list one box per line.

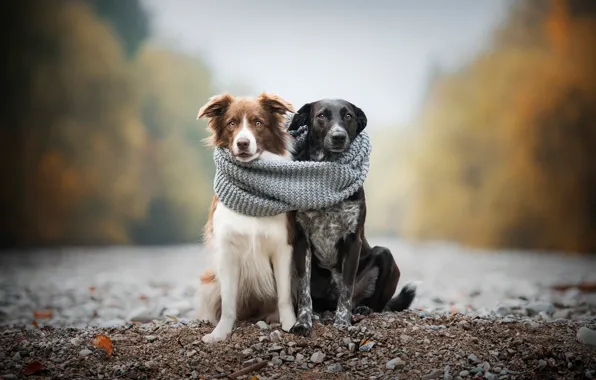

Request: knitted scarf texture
left=212, top=114, right=372, bottom=217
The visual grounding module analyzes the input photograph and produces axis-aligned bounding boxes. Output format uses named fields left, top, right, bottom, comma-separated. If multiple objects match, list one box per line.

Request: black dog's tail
left=384, top=282, right=417, bottom=312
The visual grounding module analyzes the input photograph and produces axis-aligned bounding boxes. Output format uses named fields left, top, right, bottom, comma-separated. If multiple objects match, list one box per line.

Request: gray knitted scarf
left=212, top=114, right=372, bottom=217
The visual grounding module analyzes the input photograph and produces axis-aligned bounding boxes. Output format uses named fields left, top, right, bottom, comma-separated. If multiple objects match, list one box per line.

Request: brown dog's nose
left=236, top=138, right=250, bottom=150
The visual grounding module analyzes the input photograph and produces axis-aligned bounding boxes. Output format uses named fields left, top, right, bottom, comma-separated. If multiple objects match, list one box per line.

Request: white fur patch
left=196, top=145, right=296, bottom=343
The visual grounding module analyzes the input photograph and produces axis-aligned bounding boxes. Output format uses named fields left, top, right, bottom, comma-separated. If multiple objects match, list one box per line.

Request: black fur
left=289, top=99, right=416, bottom=337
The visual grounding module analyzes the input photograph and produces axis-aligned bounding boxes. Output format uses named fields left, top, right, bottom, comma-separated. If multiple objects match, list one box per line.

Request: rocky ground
left=1, top=241, right=595, bottom=379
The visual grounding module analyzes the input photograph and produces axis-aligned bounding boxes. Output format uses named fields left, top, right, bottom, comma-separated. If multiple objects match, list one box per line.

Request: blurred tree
left=130, top=47, right=215, bottom=244
left=85, top=0, right=150, bottom=58
left=400, top=0, right=596, bottom=253
left=0, top=0, right=217, bottom=248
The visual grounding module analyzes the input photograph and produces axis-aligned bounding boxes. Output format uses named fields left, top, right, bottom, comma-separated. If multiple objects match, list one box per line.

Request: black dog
left=289, top=99, right=416, bottom=336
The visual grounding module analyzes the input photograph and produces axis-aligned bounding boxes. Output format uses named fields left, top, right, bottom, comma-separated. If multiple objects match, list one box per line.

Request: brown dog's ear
left=197, top=93, right=234, bottom=120
left=258, top=92, right=295, bottom=115
left=288, top=102, right=312, bottom=131
left=349, top=102, right=367, bottom=134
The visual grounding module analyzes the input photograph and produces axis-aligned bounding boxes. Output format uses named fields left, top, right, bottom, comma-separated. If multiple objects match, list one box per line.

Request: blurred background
left=2, top=0, right=596, bottom=254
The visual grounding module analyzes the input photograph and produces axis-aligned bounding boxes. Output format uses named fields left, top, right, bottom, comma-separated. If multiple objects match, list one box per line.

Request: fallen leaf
left=165, top=315, right=178, bottom=322
left=33, top=310, right=53, bottom=319
left=32, top=320, right=39, bottom=328
left=251, top=376, right=258, bottom=380
left=139, top=294, right=149, bottom=301
left=23, top=361, right=44, bottom=375
left=91, top=334, right=113, bottom=357
left=89, top=286, right=96, bottom=293
left=450, top=306, right=457, bottom=315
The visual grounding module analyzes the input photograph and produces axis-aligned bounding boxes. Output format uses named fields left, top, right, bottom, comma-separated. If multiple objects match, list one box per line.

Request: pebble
left=400, top=334, right=412, bottom=343
left=1, top=375, right=17, bottom=380
left=537, top=359, right=547, bottom=369
left=422, top=369, right=443, bottom=380
left=495, top=306, right=511, bottom=316
left=145, top=335, right=157, bottom=342
left=269, top=330, right=282, bottom=342
left=327, top=363, right=343, bottom=373
left=386, top=357, right=406, bottom=370
left=468, top=354, right=480, bottom=364
left=577, top=327, right=596, bottom=347
left=348, top=343, right=356, bottom=352
left=271, top=357, right=282, bottom=366
left=310, top=351, right=326, bottom=363
left=268, top=345, right=283, bottom=352
left=526, top=301, right=555, bottom=317
left=585, top=369, right=595, bottom=379
left=484, top=372, right=498, bottom=380
left=296, top=353, right=305, bottom=362
left=79, top=348, right=92, bottom=358
left=359, top=341, right=376, bottom=352
left=12, top=352, right=21, bottom=361
left=458, top=321, right=471, bottom=330
left=256, top=321, right=269, bottom=330
left=460, top=370, right=470, bottom=377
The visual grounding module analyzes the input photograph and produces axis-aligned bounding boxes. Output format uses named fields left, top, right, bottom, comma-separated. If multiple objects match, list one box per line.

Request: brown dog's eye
left=317, top=113, right=325, bottom=119
left=227, top=120, right=235, bottom=128
left=255, top=120, right=263, bottom=127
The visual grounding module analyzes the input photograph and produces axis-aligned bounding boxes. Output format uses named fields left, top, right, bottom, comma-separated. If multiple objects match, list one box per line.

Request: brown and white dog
left=195, top=92, right=297, bottom=343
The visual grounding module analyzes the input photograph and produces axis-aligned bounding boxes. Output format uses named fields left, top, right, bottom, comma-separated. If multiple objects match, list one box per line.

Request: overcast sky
left=143, top=0, right=510, bottom=129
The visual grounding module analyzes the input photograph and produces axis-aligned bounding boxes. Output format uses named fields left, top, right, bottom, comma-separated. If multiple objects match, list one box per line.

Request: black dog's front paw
left=290, top=320, right=313, bottom=337
left=353, top=305, right=374, bottom=316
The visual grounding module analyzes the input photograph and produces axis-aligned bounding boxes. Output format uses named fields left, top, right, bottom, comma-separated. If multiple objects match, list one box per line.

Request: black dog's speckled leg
left=333, top=233, right=362, bottom=328
left=291, top=242, right=313, bottom=336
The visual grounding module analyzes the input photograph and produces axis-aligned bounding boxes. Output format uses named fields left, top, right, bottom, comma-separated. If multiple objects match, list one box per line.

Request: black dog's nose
left=236, top=138, right=250, bottom=150
left=331, top=133, right=347, bottom=145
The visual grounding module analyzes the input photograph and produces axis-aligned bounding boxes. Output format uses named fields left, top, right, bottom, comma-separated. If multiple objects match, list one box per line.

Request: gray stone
left=282, top=355, right=295, bottom=362
left=484, top=373, right=498, bottom=380
left=241, top=348, right=253, bottom=356
left=269, top=330, right=282, bottom=342
left=256, top=321, right=269, bottom=330
left=386, top=357, right=406, bottom=370
left=460, top=370, right=470, bottom=377
left=495, top=306, right=511, bottom=316
left=145, top=335, right=157, bottom=342
left=348, top=343, right=356, bottom=352
left=400, top=334, right=412, bottom=343
left=268, top=345, right=283, bottom=352
left=553, top=309, right=572, bottom=319
left=577, top=327, right=596, bottom=347
left=526, top=301, right=555, bottom=317
left=1, top=375, right=17, bottom=380
left=585, top=369, right=595, bottom=379
left=79, top=349, right=92, bottom=358
left=271, top=357, right=283, bottom=366
left=12, top=352, right=21, bottom=361
left=468, top=354, right=480, bottom=364
left=310, top=351, right=326, bottom=363
left=327, top=363, right=343, bottom=373
left=296, top=353, right=305, bottom=362
left=537, top=360, right=547, bottom=369
left=359, top=341, right=375, bottom=352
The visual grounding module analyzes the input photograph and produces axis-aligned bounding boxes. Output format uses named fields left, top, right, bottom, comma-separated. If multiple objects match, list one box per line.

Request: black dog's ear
left=288, top=102, right=312, bottom=131
left=350, top=102, right=368, bottom=134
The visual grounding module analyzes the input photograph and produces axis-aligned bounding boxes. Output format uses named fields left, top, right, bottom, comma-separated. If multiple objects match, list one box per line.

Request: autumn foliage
left=2, top=0, right=596, bottom=253
left=1, top=0, right=214, bottom=247
left=383, top=0, right=596, bottom=252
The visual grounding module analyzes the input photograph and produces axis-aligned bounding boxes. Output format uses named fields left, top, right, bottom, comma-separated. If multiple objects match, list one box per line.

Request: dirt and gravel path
left=1, top=240, right=595, bottom=379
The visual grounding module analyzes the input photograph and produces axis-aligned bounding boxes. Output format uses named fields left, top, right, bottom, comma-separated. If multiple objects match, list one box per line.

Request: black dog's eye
left=345, top=114, right=353, bottom=120
left=316, top=113, right=325, bottom=119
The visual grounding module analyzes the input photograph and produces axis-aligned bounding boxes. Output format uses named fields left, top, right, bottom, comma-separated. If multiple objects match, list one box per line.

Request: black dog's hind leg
left=333, top=233, right=362, bottom=327
left=290, top=226, right=314, bottom=336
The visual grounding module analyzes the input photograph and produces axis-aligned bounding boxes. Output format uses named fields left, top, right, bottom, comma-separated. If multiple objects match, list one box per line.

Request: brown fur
left=196, top=92, right=296, bottom=324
